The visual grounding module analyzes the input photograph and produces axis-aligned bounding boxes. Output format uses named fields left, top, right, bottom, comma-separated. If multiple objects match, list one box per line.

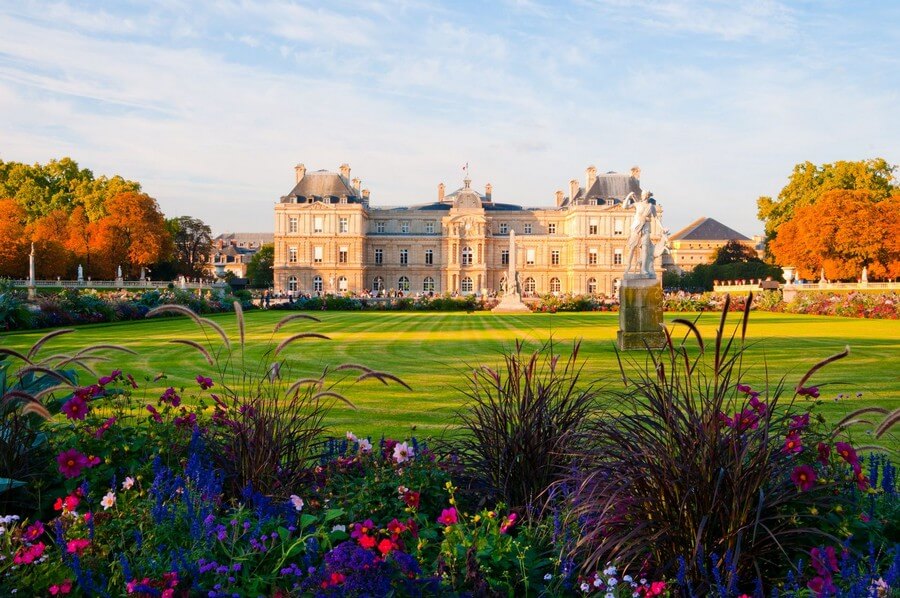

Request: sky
left=0, top=0, right=897, bottom=236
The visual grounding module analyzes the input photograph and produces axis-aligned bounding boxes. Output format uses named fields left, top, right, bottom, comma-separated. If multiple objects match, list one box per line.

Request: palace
left=273, top=163, right=665, bottom=297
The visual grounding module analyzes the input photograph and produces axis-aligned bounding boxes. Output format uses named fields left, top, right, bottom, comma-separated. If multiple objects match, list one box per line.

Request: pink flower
left=196, top=375, right=214, bottom=390
left=49, top=579, right=73, bottom=595
left=146, top=404, right=163, bottom=423
left=791, top=464, right=817, bottom=491
left=437, top=507, right=458, bottom=526
left=782, top=432, right=803, bottom=455
left=393, top=441, right=414, bottom=463
left=13, top=541, right=46, bottom=564
left=61, top=396, right=88, bottom=420
left=93, top=417, right=117, bottom=438
left=732, top=409, right=759, bottom=432
left=57, top=449, right=89, bottom=478
left=748, top=394, right=767, bottom=416
left=808, top=575, right=836, bottom=596
left=500, top=512, right=518, bottom=534
left=66, top=538, right=90, bottom=554
left=22, top=520, right=44, bottom=542
left=835, top=442, right=859, bottom=468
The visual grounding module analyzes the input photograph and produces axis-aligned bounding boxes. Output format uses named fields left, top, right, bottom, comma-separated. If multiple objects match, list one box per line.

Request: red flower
left=437, top=507, right=458, bottom=526
left=791, top=464, right=817, bottom=491
left=782, top=432, right=803, bottom=455
left=835, top=442, right=859, bottom=468
left=54, top=494, right=80, bottom=512
left=61, top=396, right=88, bottom=420
left=387, top=518, right=406, bottom=536
left=359, top=534, right=376, bottom=549
left=401, top=490, right=420, bottom=509
left=57, top=449, right=89, bottom=479
left=377, top=538, right=394, bottom=555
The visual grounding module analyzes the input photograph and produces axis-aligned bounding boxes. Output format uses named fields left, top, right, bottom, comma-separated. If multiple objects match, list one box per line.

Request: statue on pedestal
left=77, top=264, right=84, bottom=282
left=622, top=191, right=667, bottom=278
left=492, top=229, right=530, bottom=313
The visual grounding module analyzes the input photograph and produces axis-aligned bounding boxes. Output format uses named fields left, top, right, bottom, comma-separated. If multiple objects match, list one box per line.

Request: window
left=338, top=276, right=348, bottom=292
left=398, top=276, right=410, bottom=291
left=313, top=246, right=323, bottom=263
left=551, top=250, right=560, bottom=265
left=339, top=217, right=348, bottom=233
left=614, top=218, right=624, bottom=235
left=288, top=276, right=298, bottom=292
left=399, top=249, right=408, bottom=265
left=288, top=247, right=298, bottom=263
left=288, top=217, right=298, bottom=233
left=499, top=222, right=508, bottom=234
left=461, top=246, right=473, bottom=265
left=313, top=276, right=323, bottom=293
left=425, top=249, right=433, bottom=265
left=589, top=199, right=597, bottom=206
left=589, top=248, right=598, bottom=265
left=550, top=277, right=561, bottom=293
left=548, top=223, right=556, bottom=234
left=401, top=221, right=410, bottom=233
left=501, top=250, right=509, bottom=265
left=461, top=276, right=473, bottom=293
left=339, top=247, right=348, bottom=264
left=376, top=221, right=385, bottom=233
left=526, top=248, right=535, bottom=265
left=314, top=216, right=324, bottom=233
left=374, top=248, right=383, bottom=264
left=589, top=218, right=598, bottom=235
left=614, top=248, right=623, bottom=265
left=425, top=221, right=435, bottom=234
left=423, top=276, right=435, bottom=292
left=524, top=223, right=532, bottom=234
left=587, top=278, right=597, bottom=294
left=523, top=277, right=536, bottom=294
left=373, top=276, right=384, bottom=291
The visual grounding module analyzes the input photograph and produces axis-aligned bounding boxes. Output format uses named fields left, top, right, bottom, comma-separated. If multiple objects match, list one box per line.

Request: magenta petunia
left=437, top=507, right=458, bottom=526
left=834, top=442, right=859, bottom=468
left=782, top=432, right=803, bottom=455
left=57, top=449, right=89, bottom=479
left=61, top=395, right=88, bottom=421
left=791, top=464, right=817, bottom=491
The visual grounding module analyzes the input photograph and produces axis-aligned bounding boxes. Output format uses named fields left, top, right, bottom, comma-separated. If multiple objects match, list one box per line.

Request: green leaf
left=300, top=513, right=317, bottom=528
left=323, top=508, right=345, bottom=523
left=277, top=526, right=290, bottom=541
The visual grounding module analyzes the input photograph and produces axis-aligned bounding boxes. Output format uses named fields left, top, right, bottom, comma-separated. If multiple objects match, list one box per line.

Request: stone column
left=617, top=276, right=666, bottom=350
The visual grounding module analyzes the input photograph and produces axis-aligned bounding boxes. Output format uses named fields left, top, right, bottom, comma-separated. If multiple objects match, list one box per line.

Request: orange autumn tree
left=0, top=198, right=28, bottom=277
left=93, top=192, right=172, bottom=278
left=27, top=209, right=73, bottom=279
left=770, top=189, right=900, bottom=280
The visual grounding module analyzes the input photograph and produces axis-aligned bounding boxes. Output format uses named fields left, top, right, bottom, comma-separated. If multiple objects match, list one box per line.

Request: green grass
left=2, top=310, right=898, bottom=449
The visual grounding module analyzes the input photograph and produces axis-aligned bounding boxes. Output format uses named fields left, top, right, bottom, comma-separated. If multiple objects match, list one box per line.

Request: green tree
left=713, top=240, right=760, bottom=265
left=757, top=159, right=896, bottom=246
left=166, top=216, right=213, bottom=277
left=246, top=244, right=274, bottom=288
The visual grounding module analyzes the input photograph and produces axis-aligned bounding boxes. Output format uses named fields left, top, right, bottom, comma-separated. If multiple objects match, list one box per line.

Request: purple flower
left=146, top=404, right=163, bottom=423
left=57, top=449, right=89, bottom=478
left=160, top=387, right=181, bottom=407
left=61, top=395, right=88, bottom=420
left=196, top=375, right=214, bottom=390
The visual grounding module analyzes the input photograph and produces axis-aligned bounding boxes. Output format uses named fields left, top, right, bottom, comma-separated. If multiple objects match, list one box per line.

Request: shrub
left=448, top=340, right=602, bottom=509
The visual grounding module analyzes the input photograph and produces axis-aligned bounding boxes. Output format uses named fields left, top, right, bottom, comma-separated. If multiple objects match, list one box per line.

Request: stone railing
left=712, top=281, right=899, bottom=293
left=8, top=279, right=226, bottom=290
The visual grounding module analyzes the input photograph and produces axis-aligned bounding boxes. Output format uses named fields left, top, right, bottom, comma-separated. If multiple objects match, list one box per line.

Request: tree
left=757, top=159, right=896, bottom=245
left=27, top=209, right=73, bottom=278
left=713, top=240, right=760, bottom=265
left=94, top=192, right=172, bottom=278
left=770, top=189, right=900, bottom=280
left=0, top=198, right=28, bottom=277
left=246, top=244, right=274, bottom=288
left=166, top=216, right=213, bottom=277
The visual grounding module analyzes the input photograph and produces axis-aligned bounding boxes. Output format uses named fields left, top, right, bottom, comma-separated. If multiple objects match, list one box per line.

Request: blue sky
left=1, top=0, right=897, bottom=234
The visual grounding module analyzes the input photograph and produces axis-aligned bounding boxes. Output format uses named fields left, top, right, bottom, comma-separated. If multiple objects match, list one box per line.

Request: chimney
left=352, top=177, right=361, bottom=195
left=361, top=188, right=370, bottom=209
left=438, top=182, right=445, bottom=203
left=295, top=163, right=306, bottom=183
left=485, top=183, right=492, bottom=201
left=555, top=190, right=564, bottom=207
left=569, top=179, right=579, bottom=202
left=630, top=165, right=641, bottom=180
left=586, top=165, right=597, bottom=191
left=340, top=163, right=351, bottom=179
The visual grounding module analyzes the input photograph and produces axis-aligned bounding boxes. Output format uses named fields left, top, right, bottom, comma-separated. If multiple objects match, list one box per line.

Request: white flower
left=122, top=476, right=135, bottom=490
left=331, top=524, right=346, bottom=533
left=397, top=485, right=409, bottom=495
left=358, top=438, right=373, bottom=453
left=346, top=431, right=358, bottom=442
left=289, top=495, right=304, bottom=511
left=580, top=582, right=590, bottom=592
left=594, top=577, right=602, bottom=587
left=623, top=575, right=633, bottom=583
left=640, top=578, right=647, bottom=585
left=393, top=441, right=414, bottom=463
left=100, top=491, right=116, bottom=510
left=603, top=565, right=617, bottom=576
left=605, top=593, right=615, bottom=598
left=544, top=573, right=553, bottom=581
left=607, top=578, right=618, bottom=587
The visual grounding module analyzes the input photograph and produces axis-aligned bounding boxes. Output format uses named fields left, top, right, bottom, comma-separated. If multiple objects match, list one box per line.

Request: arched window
left=587, top=278, right=597, bottom=295
left=373, top=276, right=384, bottom=291
left=461, top=276, right=473, bottom=293
left=313, top=276, right=323, bottom=293
left=288, top=276, right=298, bottom=292
left=461, top=246, right=473, bottom=265
left=398, top=276, right=410, bottom=291
left=550, top=277, right=561, bottom=293
left=523, top=277, right=536, bottom=295
left=338, top=276, right=348, bottom=292
left=423, top=276, right=435, bottom=292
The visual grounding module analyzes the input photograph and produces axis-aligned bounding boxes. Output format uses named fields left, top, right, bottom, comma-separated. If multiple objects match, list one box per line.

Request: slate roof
left=671, top=217, right=751, bottom=241
left=584, top=172, right=641, bottom=201
left=282, top=170, right=359, bottom=202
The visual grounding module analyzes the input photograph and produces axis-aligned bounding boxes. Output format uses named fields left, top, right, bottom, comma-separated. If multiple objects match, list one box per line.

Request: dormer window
left=607, top=199, right=615, bottom=206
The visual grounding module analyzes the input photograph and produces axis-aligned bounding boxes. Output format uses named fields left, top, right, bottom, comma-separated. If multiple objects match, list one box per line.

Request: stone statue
left=77, top=264, right=84, bottom=281
left=623, top=191, right=667, bottom=278
left=861, top=266, right=868, bottom=283
left=117, top=265, right=123, bottom=279
left=506, top=230, right=518, bottom=296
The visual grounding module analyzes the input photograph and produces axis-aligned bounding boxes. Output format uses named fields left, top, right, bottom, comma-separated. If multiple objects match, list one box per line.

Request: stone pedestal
left=492, top=293, right=530, bottom=313
left=617, top=276, right=665, bottom=350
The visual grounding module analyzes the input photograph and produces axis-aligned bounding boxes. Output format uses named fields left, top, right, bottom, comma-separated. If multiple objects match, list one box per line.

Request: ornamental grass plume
left=563, top=293, right=852, bottom=592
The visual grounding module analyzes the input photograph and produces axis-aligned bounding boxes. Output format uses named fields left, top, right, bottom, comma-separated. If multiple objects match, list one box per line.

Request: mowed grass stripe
left=1, top=311, right=897, bottom=446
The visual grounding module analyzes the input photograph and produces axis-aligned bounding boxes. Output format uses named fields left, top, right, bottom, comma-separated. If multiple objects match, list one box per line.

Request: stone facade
left=663, top=217, right=762, bottom=273
left=208, top=233, right=273, bottom=278
left=273, top=163, right=664, bottom=297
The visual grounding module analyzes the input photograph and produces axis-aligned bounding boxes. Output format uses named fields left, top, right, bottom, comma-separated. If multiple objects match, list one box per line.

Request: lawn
left=2, top=310, right=898, bottom=448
